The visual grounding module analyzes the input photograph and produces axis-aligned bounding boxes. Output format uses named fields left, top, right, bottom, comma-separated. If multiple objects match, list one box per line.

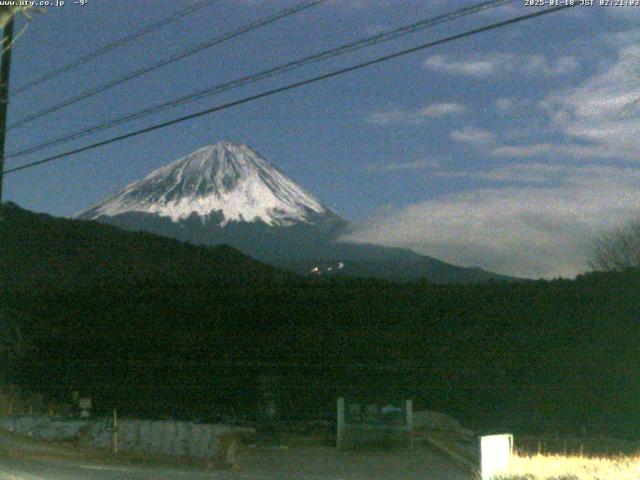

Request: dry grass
left=497, top=452, right=640, bottom=480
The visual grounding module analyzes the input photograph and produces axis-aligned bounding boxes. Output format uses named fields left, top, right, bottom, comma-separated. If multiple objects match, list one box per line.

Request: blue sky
left=4, top=0, right=640, bottom=278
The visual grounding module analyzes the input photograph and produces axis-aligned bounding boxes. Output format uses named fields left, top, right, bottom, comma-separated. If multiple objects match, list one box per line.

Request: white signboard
left=480, top=434, right=513, bottom=480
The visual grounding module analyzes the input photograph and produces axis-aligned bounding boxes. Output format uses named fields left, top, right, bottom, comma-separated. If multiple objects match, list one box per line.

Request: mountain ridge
left=75, top=141, right=514, bottom=283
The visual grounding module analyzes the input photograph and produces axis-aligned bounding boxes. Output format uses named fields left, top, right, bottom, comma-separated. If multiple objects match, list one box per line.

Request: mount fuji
left=75, top=141, right=510, bottom=283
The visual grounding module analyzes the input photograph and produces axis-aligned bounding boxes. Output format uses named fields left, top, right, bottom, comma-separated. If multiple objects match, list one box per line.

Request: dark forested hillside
left=0, top=202, right=291, bottom=289
left=2, top=202, right=639, bottom=437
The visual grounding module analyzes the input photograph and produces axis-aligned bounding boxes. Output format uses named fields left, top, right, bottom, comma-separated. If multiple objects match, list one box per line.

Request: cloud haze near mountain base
left=343, top=164, right=640, bottom=279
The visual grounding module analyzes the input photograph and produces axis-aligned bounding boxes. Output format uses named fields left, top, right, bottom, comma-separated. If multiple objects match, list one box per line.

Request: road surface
left=0, top=430, right=475, bottom=479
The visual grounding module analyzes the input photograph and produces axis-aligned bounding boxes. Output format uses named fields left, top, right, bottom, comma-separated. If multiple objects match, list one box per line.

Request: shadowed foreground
left=0, top=429, right=474, bottom=480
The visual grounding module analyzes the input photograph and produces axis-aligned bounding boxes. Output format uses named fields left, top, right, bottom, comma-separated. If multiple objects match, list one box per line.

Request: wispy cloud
left=365, top=23, right=389, bottom=35
left=489, top=143, right=624, bottom=159
left=364, top=159, right=440, bottom=173
left=424, top=55, right=499, bottom=76
left=366, top=102, right=467, bottom=126
left=604, top=6, right=640, bottom=20
left=342, top=164, right=640, bottom=279
left=419, top=103, right=468, bottom=116
left=535, top=44, right=640, bottom=160
left=433, top=163, right=565, bottom=184
left=495, top=97, right=534, bottom=114
left=450, top=126, right=495, bottom=147
left=485, top=43, right=640, bottom=161
left=424, top=54, right=579, bottom=77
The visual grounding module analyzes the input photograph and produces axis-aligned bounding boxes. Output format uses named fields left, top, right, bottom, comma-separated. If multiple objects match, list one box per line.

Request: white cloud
left=450, top=126, right=495, bottom=146
left=424, top=54, right=579, bottom=77
left=495, top=97, right=540, bottom=116
left=496, top=98, right=515, bottom=113
left=418, top=103, right=467, bottom=116
left=605, top=6, right=640, bottom=20
left=424, top=54, right=500, bottom=76
left=366, top=110, right=415, bottom=126
left=522, top=55, right=579, bottom=76
left=489, top=143, right=624, bottom=159
left=552, top=56, right=580, bottom=75
left=342, top=164, right=640, bottom=279
left=541, top=45, right=640, bottom=160
left=364, top=159, right=440, bottom=173
left=489, top=143, right=558, bottom=158
left=366, top=102, right=467, bottom=126
left=491, top=43, right=640, bottom=161
left=365, top=23, right=389, bottom=35
left=604, top=28, right=640, bottom=46
left=433, top=162, right=565, bottom=184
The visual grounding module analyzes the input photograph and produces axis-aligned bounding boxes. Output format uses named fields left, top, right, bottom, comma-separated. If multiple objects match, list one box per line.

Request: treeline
left=2, top=203, right=639, bottom=436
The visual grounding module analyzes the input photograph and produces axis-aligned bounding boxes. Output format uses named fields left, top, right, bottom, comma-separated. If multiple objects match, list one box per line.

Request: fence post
left=112, top=408, right=118, bottom=454
left=336, top=397, right=345, bottom=450
left=405, top=399, right=413, bottom=448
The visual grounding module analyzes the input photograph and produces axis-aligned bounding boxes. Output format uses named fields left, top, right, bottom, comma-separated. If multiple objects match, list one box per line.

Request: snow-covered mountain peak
left=75, top=141, right=331, bottom=227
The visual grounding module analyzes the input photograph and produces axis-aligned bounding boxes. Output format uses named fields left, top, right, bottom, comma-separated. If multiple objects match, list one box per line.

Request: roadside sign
left=337, top=397, right=413, bottom=449
left=480, top=433, right=513, bottom=480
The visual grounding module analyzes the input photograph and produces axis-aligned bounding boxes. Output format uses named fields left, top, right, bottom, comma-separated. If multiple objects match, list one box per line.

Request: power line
left=6, top=0, right=516, bottom=161
left=7, top=0, right=326, bottom=130
left=12, top=0, right=221, bottom=97
left=3, top=5, right=575, bottom=176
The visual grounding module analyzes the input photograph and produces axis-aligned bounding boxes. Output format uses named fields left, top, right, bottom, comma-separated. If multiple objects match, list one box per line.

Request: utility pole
left=0, top=16, right=14, bottom=203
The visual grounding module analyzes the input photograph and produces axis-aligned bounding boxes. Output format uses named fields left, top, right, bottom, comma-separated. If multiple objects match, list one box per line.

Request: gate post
left=405, top=399, right=413, bottom=448
left=336, top=397, right=345, bottom=449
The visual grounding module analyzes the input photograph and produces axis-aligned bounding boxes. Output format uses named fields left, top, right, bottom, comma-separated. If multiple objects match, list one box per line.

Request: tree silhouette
left=590, top=219, right=640, bottom=271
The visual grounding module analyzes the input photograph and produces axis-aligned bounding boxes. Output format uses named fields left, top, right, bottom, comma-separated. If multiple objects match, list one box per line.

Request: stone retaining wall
left=0, top=415, right=250, bottom=459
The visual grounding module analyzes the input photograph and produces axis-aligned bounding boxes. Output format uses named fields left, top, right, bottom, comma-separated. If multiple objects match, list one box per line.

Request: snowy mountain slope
left=76, top=141, right=334, bottom=227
